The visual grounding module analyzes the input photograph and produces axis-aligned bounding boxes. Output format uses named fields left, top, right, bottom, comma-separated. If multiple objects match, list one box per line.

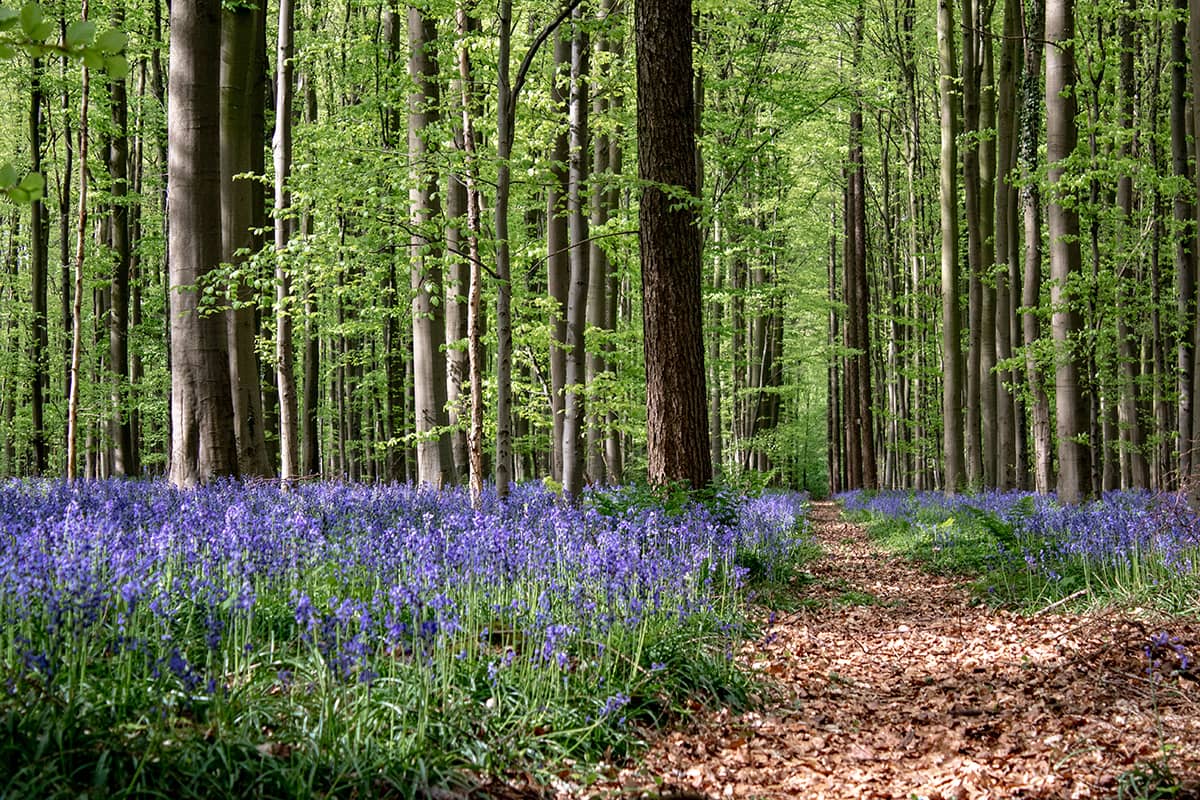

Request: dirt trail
left=607, top=501, right=1200, bottom=799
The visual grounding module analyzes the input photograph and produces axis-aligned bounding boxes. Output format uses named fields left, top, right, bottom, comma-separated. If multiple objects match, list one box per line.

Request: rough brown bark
left=637, top=0, right=711, bottom=489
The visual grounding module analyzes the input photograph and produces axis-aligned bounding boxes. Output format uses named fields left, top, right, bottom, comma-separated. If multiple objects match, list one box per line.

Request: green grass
left=845, top=501, right=1200, bottom=614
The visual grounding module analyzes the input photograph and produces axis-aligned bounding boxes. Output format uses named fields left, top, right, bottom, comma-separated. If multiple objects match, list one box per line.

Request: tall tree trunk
left=300, top=71, right=321, bottom=477
left=66, top=15, right=92, bottom=481
left=547, top=31, right=570, bottom=484
left=108, top=7, right=133, bottom=476
left=1188, top=0, right=1200, bottom=498
left=1170, top=0, right=1196, bottom=484
left=495, top=0, right=582, bottom=496
left=1117, top=0, right=1149, bottom=488
left=457, top=2, right=486, bottom=504
left=961, top=0, right=983, bottom=488
left=445, top=8, right=476, bottom=483
left=978, top=9, right=998, bottom=488
left=29, top=57, right=49, bottom=475
left=1021, top=0, right=1053, bottom=493
left=1046, top=0, right=1090, bottom=503
left=604, top=70, right=624, bottom=484
left=409, top=5, right=454, bottom=486
left=637, top=0, right=711, bottom=488
left=168, top=0, right=239, bottom=486
left=275, top=0, right=299, bottom=481
left=561, top=8, right=589, bottom=497
left=938, top=0, right=964, bottom=492
left=495, top=0, right=516, bottom=498
left=585, top=0, right=613, bottom=485
left=994, top=0, right=1020, bottom=489
left=849, top=6, right=876, bottom=489
left=220, top=0, right=271, bottom=477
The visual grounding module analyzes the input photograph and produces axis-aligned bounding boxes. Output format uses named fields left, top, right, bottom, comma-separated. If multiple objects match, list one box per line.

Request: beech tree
left=168, top=0, right=238, bottom=486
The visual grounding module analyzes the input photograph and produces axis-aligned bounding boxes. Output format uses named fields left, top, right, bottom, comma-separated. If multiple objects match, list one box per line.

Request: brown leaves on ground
left=588, top=501, right=1200, bottom=799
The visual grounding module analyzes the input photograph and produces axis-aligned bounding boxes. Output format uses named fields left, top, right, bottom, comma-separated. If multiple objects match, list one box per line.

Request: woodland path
left=596, top=501, right=1200, bottom=799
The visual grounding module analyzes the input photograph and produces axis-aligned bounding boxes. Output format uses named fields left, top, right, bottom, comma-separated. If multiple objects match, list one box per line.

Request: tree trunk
left=561, top=8, right=589, bottom=497
left=168, top=0, right=239, bottom=486
left=547, top=31, right=570, bottom=484
left=994, top=0, right=1020, bottom=489
left=586, top=0, right=613, bottom=485
left=1021, top=0, right=1053, bottom=493
left=300, top=71, right=321, bottom=477
left=938, top=0, right=964, bottom=493
left=1116, top=0, right=1148, bottom=488
left=978, top=9, right=997, bottom=489
left=1045, top=0, right=1090, bottom=503
left=408, top=5, right=454, bottom=486
left=275, top=0, right=299, bottom=481
left=961, top=0, right=983, bottom=488
left=1170, top=0, right=1196, bottom=484
left=29, top=57, right=49, bottom=475
left=457, top=3, right=486, bottom=504
left=220, top=0, right=271, bottom=477
left=637, top=0, right=711, bottom=488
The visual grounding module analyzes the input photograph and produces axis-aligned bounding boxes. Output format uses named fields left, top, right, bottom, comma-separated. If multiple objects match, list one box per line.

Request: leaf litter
left=570, top=501, right=1200, bottom=799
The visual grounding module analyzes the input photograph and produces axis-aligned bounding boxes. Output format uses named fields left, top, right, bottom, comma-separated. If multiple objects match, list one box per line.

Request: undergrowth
left=841, top=490, right=1200, bottom=614
left=0, top=480, right=814, bottom=798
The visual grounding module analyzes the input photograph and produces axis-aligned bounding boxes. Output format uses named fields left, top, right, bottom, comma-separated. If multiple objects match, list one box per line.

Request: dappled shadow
left=601, top=502, right=1200, bottom=799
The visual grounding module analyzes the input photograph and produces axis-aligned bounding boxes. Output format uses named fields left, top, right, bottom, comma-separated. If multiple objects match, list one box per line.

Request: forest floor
left=579, top=501, right=1200, bottom=799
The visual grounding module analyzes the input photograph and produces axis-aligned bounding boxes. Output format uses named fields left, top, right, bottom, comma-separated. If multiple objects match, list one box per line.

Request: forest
left=1, top=0, right=1199, bottom=797
left=3, top=0, right=1200, bottom=505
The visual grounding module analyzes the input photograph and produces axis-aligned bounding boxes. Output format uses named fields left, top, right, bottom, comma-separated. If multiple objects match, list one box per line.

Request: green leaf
left=82, top=48, right=103, bottom=70
left=0, top=43, right=13, bottom=58
left=8, top=187, right=29, bottom=204
left=0, top=7, right=18, bottom=31
left=66, top=19, right=95, bottom=47
left=103, top=54, right=128, bottom=79
left=95, top=29, right=125, bottom=52
left=19, top=171, right=43, bottom=193
left=0, top=163, right=16, bottom=188
left=18, top=2, right=40, bottom=38
left=29, top=18, right=50, bottom=40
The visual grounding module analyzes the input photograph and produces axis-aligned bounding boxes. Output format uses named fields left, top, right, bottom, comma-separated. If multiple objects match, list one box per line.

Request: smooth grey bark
left=938, top=0, right=964, bottom=493
left=1021, top=0, right=1053, bottom=494
left=495, top=0, right=584, bottom=496
left=993, top=0, right=1020, bottom=490
left=275, top=0, right=299, bottom=481
left=561, top=7, right=589, bottom=498
left=168, top=0, right=239, bottom=486
left=457, top=2, right=486, bottom=505
left=409, top=5, right=455, bottom=486
left=220, top=0, right=271, bottom=477
left=1046, top=0, right=1090, bottom=503
left=66, top=18, right=92, bottom=480
left=300, top=72, right=321, bottom=477
left=547, top=31, right=570, bottom=484
left=585, top=0, right=613, bottom=485
left=1117, top=0, right=1149, bottom=489
left=29, top=58, right=49, bottom=475
left=109, top=9, right=134, bottom=475
left=978, top=12, right=997, bottom=488
left=961, top=0, right=983, bottom=488
left=1170, top=0, right=1196, bottom=482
